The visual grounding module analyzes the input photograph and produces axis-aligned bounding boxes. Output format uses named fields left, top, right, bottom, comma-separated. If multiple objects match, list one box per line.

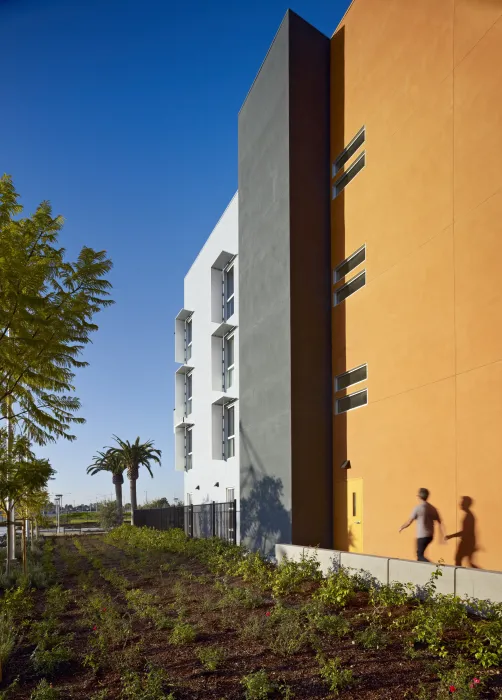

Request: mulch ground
left=3, top=534, right=502, bottom=699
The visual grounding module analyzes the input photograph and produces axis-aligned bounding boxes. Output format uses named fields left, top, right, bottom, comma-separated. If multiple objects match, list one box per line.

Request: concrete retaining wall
left=275, top=544, right=502, bottom=603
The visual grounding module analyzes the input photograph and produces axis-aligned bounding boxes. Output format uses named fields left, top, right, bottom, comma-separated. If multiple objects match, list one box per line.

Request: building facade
left=330, top=0, right=502, bottom=571
left=176, top=0, right=502, bottom=570
left=174, top=194, right=240, bottom=542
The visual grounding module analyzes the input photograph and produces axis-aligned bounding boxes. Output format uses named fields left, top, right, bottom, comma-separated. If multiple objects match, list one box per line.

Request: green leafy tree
left=86, top=450, right=126, bottom=524
left=108, top=437, right=161, bottom=525
left=0, top=174, right=113, bottom=445
left=140, top=497, right=169, bottom=510
left=0, top=428, right=55, bottom=569
left=0, top=430, right=55, bottom=515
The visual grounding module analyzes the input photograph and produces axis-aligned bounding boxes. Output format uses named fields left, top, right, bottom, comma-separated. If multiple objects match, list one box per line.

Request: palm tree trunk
left=130, top=478, right=137, bottom=525
left=114, top=481, right=123, bottom=525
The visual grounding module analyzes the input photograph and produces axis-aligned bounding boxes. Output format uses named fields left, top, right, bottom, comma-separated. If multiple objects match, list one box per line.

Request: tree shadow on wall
left=240, top=421, right=291, bottom=558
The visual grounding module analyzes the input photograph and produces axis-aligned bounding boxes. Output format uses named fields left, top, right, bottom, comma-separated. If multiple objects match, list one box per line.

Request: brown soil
left=3, top=535, right=502, bottom=699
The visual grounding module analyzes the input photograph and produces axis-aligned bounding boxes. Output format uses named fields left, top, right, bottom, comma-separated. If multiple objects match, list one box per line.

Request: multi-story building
left=174, top=194, right=240, bottom=541
left=176, top=0, right=502, bottom=570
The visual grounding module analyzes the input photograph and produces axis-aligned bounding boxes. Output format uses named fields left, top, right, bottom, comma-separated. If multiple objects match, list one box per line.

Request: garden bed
left=0, top=528, right=501, bottom=699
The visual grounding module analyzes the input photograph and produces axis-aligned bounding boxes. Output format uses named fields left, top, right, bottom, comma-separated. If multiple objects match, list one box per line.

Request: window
left=225, top=334, right=235, bottom=390
left=352, top=491, right=357, bottom=517
left=226, top=488, right=235, bottom=503
left=334, top=245, right=366, bottom=283
left=332, top=152, right=366, bottom=199
left=186, top=428, right=193, bottom=470
left=186, top=372, right=193, bottom=415
left=335, top=389, right=368, bottom=415
left=332, top=126, right=365, bottom=176
left=225, top=265, right=235, bottom=319
left=185, top=318, right=192, bottom=361
left=334, top=270, right=366, bottom=305
left=225, top=405, right=235, bottom=459
left=336, top=364, right=367, bottom=392
left=186, top=492, right=192, bottom=506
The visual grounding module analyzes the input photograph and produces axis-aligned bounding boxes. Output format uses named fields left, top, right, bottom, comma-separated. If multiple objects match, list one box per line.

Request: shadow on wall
left=239, top=421, right=291, bottom=557
left=446, top=496, right=481, bottom=568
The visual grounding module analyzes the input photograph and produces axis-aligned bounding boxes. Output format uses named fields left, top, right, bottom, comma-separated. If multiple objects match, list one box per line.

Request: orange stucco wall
left=330, top=0, right=502, bottom=570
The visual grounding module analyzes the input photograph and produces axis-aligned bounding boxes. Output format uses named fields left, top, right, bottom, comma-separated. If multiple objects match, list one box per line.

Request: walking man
left=399, top=488, right=446, bottom=562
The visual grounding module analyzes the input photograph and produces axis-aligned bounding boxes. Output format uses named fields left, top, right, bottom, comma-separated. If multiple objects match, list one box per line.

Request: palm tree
left=86, top=450, right=126, bottom=524
left=108, top=437, right=161, bottom=525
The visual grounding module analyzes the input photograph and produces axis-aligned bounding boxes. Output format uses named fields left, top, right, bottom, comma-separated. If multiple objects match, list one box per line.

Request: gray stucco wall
left=238, top=10, right=332, bottom=555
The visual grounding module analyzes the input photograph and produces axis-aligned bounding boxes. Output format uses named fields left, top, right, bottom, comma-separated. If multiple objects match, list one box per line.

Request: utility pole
left=55, top=494, right=63, bottom=534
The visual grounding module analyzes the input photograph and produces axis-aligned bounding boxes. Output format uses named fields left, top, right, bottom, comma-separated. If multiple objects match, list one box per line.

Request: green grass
left=46, top=511, right=99, bottom=526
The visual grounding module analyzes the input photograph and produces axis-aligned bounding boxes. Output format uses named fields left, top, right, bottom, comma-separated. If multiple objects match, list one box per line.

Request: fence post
left=212, top=501, right=216, bottom=538
left=189, top=504, right=194, bottom=538
left=232, top=499, right=237, bottom=545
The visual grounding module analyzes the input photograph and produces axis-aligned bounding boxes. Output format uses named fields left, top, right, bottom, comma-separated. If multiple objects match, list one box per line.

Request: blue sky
left=1, top=0, right=349, bottom=507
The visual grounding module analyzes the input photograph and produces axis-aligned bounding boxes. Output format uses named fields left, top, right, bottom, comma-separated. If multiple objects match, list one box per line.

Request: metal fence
left=133, top=500, right=237, bottom=544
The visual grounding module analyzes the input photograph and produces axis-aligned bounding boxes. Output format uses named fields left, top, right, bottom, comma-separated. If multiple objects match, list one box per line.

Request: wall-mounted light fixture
left=195, top=485, right=200, bottom=490
left=340, top=460, right=351, bottom=470
left=214, top=482, right=219, bottom=487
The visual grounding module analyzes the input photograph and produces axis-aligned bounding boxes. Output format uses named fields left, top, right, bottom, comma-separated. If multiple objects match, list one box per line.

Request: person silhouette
left=446, top=496, right=479, bottom=568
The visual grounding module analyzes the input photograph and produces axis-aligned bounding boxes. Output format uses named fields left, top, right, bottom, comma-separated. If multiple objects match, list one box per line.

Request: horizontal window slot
left=336, top=389, right=368, bottom=415
left=334, top=245, right=366, bottom=283
left=332, top=126, right=365, bottom=177
left=332, top=152, right=366, bottom=199
left=336, top=364, right=367, bottom=392
left=334, top=270, right=366, bottom=305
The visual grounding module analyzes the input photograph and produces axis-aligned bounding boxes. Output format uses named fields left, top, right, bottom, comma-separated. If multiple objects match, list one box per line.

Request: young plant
left=436, top=655, right=484, bottom=698
left=271, top=552, right=322, bottom=598
left=314, top=568, right=355, bottom=609
left=464, top=618, right=502, bottom=669
left=121, top=665, right=174, bottom=700
left=267, top=605, right=310, bottom=657
left=29, top=679, right=60, bottom=700
left=317, top=655, right=354, bottom=696
left=197, top=645, right=225, bottom=671
left=169, top=620, right=196, bottom=645
left=241, top=669, right=274, bottom=699
left=30, top=637, right=73, bottom=675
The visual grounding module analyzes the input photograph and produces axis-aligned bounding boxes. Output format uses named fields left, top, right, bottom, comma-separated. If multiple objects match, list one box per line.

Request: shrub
left=313, top=612, right=350, bottom=639
left=317, top=655, right=354, bottom=695
left=369, top=581, right=413, bottom=608
left=464, top=618, right=502, bottom=669
left=241, top=669, right=274, bottom=699
left=354, top=619, right=389, bottom=650
left=44, top=585, right=71, bottom=617
left=31, top=639, right=73, bottom=675
left=29, top=679, right=60, bottom=700
left=314, top=568, right=355, bottom=609
left=267, top=604, right=310, bottom=657
left=0, top=613, right=15, bottom=669
left=169, top=620, right=196, bottom=645
left=121, top=665, right=174, bottom=700
left=197, top=645, right=225, bottom=671
left=97, top=501, right=120, bottom=531
left=437, top=656, right=484, bottom=698
left=407, top=594, right=469, bottom=658
left=271, top=552, right=322, bottom=598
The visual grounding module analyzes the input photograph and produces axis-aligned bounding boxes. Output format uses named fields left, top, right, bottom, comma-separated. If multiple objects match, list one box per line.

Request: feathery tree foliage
left=87, top=450, right=126, bottom=524
left=0, top=429, right=55, bottom=516
left=0, top=174, right=113, bottom=444
left=107, top=436, right=161, bottom=525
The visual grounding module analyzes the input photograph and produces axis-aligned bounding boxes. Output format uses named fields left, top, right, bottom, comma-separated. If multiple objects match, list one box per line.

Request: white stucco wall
left=173, top=193, right=240, bottom=539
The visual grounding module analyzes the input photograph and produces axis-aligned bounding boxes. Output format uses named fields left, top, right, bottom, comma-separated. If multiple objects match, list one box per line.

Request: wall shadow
left=446, top=496, right=481, bottom=568
left=239, top=421, right=291, bottom=557
left=331, top=25, right=349, bottom=552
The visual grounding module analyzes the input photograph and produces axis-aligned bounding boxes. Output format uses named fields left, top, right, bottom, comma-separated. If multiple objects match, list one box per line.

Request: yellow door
left=347, top=478, right=363, bottom=553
